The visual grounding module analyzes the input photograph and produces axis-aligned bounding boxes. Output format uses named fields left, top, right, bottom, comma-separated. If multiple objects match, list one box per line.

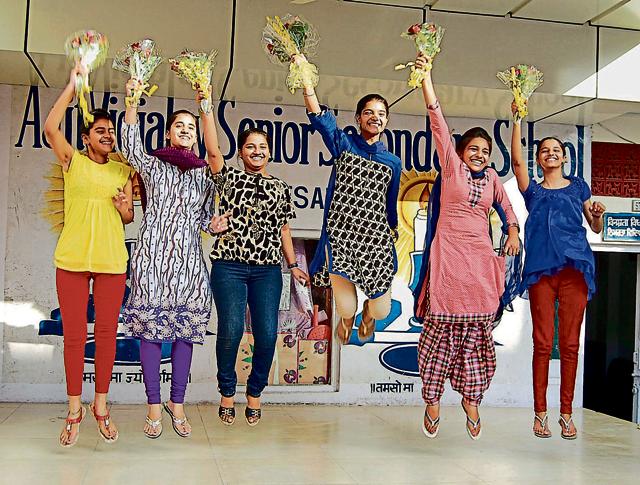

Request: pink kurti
left=426, top=103, right=518, bottom=316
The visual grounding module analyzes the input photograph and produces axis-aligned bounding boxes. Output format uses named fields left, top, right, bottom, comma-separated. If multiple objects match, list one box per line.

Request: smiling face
left=460, top=137, right=491, bottom=173
left=356, top=99, right=388, bottom=139
left=239, top=132, right=270, bottom=173
left=166, top=113, right=197, bottom=150
left=536, top=138, right=566, bottom=171
left=81, top=118, right=115, bottom=159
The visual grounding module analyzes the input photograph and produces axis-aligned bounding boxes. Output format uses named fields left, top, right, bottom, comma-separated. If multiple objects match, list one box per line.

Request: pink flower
left=408, top=23, right=422, bottom=35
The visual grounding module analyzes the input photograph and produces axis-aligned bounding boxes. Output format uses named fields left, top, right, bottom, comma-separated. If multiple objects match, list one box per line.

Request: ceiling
left=1, top=0, right=640, bottom=142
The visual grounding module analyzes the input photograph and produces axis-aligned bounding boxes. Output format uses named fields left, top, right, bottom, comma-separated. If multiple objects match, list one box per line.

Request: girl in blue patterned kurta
left=293, top=54, right=402, bottom=344
left=122, top=80, right=220, bottom=439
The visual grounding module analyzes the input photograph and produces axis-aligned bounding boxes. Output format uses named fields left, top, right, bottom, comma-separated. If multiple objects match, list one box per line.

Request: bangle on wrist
left=287, top=262, right=299, bottom=270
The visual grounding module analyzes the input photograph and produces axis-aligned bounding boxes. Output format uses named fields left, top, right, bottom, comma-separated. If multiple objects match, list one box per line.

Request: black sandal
left=245, top=406, right=262, bottom=427
left=218, top=405, right=236, bottom=426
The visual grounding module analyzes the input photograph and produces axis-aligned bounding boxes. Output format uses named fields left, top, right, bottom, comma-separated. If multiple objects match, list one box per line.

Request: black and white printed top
left=210, top=165, right=296, bottom=265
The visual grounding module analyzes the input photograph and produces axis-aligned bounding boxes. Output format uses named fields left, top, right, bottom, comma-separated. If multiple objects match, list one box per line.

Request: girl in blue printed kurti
left=294, top=54, right=402, bottom=344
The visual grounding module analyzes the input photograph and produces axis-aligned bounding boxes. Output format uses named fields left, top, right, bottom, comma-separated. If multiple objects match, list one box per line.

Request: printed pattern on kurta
left=121, top=123, right=214, bottom=344
left=314, top=151, right=396, bottom=298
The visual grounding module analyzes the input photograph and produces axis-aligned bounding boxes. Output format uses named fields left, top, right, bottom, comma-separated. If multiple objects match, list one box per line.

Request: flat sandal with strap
left=163, top=402, right=191, bottom=438
left=461, top=400, right=482, bottom=441
left=144, top=415, right=163, bottom=439
left=336, top=316, right=355, bottom=345
left=357, top=300, right=375, bottom=342
left=422, top=406, right=440, bottom=439
left=59, top=406, right=86, bottom=448
left=558, top=415, right=577, bottom=440
left=89, top=402, right=118, bottom=444
left=533, top=413, right=552, bottom=438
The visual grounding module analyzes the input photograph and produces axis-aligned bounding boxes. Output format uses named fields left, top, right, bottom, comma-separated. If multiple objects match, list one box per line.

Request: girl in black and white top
left=201, top=106, right=310, bottom=426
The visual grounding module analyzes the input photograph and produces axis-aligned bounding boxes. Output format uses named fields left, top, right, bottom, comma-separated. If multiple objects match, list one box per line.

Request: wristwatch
left=287, top=262, right=299, bottom=270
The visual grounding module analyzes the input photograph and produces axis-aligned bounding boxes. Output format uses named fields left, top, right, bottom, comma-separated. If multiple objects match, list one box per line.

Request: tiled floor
left=0, top=402, right=638, bottom=484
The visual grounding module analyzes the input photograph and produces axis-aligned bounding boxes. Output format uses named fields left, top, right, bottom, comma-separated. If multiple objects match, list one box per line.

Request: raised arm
left=122, top=78, right=156, bottom=174
left=196, top=87, right=224, bottom=174
left=44, top=64, right=84, bottom=170
left=510, top=102, right=530, bottom=193
left=293, top=54, right=321, bottom=114
left=417, top=56, right=458, bottom=174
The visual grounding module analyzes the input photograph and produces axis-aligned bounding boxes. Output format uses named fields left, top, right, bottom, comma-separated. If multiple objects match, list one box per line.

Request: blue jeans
left=210, top=260, right=282, bottom=398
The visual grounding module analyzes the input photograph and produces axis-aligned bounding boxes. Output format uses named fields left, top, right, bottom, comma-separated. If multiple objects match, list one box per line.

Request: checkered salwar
left=417, top=286, right=497, bottom=406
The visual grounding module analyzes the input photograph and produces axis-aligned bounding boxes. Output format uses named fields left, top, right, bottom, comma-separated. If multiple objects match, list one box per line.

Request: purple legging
left=139, top=339, right=193, bottom=404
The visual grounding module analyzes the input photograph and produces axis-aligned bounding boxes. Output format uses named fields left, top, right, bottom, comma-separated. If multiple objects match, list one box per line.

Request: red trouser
left=56, top=268, right=126, bottom=396
left=528, top=267, right=588, bottom=415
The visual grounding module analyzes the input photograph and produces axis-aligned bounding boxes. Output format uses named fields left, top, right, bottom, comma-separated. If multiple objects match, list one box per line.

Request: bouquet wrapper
left=112, top=39, right=163, bottom=108
left=64, top=30, right=109, bottom=125
left=262, top=14, right=319, bottom=94
left=395, top=23, right=445, bottom=89
left=169, top=50, right=217, bottom=113
left=496, top=65, right=544, bottom=121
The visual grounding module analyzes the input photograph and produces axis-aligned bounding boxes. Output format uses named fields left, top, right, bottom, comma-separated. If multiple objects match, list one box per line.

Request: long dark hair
left=456, top=127, right=493, bottom=156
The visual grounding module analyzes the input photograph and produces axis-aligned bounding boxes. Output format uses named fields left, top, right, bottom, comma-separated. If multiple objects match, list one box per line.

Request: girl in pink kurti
left=414, top=56, right=520, bottom=440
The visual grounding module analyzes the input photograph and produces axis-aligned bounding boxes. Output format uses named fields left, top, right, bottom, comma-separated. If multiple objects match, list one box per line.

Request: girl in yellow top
left=44, top=63, right=134, bottom=448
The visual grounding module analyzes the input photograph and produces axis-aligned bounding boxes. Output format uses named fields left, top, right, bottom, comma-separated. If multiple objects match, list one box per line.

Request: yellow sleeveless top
left=54, top=151, right=133, bottom=273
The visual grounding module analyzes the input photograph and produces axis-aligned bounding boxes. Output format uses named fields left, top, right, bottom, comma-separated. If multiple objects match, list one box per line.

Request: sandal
left=163, top=402, right=191, bottom=438
left=336, top=316, right=355, bottom=345
left=59, top=406, right=86, bottom=448
left=461, top=400, right=482, bottom=441
left=421, top=405, right=440, bottom=439
left=533, top=413, right=552, bottom=438
left=144, top=415, right=163, bottom=439
left=558, top=415, right=577, bottom=440
left=245, top=393, right=261, bottom=427
left=89, top=402, right=118, bottom=444
left=357, top=300, right=375, bottom=341
left=218, top=405, right=236, bottom=426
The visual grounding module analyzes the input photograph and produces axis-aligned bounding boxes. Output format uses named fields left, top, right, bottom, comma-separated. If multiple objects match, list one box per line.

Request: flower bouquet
left=496, top=64, right=544, bottom=121
left=395, top=23, right=445, bottom=89
left=64, top=30, right=109, bottom=125
left=169, top=49, right=217, bottom=113
left=262, top=14, right=319, bottom=94
left=112, top=39, right=163, bottom=108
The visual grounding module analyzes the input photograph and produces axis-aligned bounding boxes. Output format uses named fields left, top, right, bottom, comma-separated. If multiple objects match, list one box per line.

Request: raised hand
left=112, top=187, right=129, bottom=212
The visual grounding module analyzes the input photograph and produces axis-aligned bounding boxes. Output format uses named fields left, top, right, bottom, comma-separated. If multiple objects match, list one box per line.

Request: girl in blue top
left=511, top=106, right=605, bottom=440
left=293, top=54, right=402, bottom=344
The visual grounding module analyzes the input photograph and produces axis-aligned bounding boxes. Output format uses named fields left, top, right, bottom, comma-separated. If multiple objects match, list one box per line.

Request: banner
left=1, top=85, right=590, bottom=404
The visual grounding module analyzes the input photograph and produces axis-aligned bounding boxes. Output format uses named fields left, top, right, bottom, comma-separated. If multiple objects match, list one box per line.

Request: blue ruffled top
left=520, top=176, right=596, bottom=300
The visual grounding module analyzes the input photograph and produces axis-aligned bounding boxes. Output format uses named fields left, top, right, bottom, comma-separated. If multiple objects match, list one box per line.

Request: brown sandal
left=90, top=402, right=118, bottom=444
left=358, top=300, right=375, bottom=341
left=336, top=316, right=355, bottom=344
left=59, top=406, right=86, bottom=448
